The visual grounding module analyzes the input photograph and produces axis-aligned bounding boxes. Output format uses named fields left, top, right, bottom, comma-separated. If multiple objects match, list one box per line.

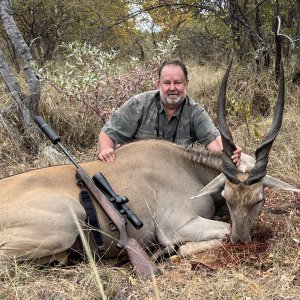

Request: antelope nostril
left=230, top=234, right=251, bottom=245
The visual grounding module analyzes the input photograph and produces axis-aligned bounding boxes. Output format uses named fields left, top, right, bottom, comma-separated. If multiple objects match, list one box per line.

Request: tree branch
left=0, top=0, right=40, bottom=114
left=0, top=0, right=41, bottom=150
left=231, top=14, right=266, bottom=46
left=245, top=0, right=270, bottom=16
left=0, top=49, right=23, bottom=106
left=97, top=3, right=217, bottom=33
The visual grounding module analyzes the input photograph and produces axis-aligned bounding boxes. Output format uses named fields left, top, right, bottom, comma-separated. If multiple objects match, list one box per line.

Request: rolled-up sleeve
left=193, top=106, right=220, bottom=146
left=101, top=97, right=143, bottom=145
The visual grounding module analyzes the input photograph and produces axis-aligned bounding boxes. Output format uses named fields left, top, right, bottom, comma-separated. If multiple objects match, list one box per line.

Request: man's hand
left=98, top=132, right=116, bottom=162
left=231, top=147, right=242, bottom=166
left=98, top=147, right=116, bottom=162
left=206, top=137, right=242, bottom=166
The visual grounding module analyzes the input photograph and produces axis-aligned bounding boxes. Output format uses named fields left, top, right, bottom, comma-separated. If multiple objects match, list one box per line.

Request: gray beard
left=160, top=91, right=186, bottom=106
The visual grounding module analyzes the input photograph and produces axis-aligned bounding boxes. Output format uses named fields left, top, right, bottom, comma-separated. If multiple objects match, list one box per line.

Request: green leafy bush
left=38, top=36, right=179, bottom=125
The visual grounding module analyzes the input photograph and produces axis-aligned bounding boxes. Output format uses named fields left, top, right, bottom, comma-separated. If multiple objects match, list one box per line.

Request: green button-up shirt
left=102, top=90, right=220, bottom=146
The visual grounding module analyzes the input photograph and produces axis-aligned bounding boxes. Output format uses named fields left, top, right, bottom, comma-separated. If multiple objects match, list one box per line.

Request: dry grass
left=187, top=62, right=300, bottom=184
left=0, top=201, right=299, bottom=300
left=187, top=63, right=224, bottom=117
left=0, top=82, right=99, bottom=177
left=0, top=63, right=299, bottom=299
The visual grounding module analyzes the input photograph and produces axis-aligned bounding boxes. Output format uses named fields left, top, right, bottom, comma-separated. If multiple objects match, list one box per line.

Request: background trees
left=0, top=2, right=299, bottom=298
left=0, top=0, right=299, bottom=155
left=1, top=0, right=299, bottom=90
left=1, top=1, right=299, bottom=67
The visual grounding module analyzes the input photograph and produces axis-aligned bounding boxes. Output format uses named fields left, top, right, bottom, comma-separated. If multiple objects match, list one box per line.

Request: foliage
left=1, top=93, right=300, bottom=297
left=7, top=0, right=136, bottom=64
left=1, top=3, right=300, bottom=297
left=1, top=0, right=298, bottom=66
left=38, top=36, right=179, bottom=124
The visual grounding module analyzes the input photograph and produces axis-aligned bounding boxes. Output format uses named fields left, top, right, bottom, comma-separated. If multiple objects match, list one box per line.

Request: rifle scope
left=34, top=115, right=143, bottom=230
left=93, top=172, right=143, bottom=230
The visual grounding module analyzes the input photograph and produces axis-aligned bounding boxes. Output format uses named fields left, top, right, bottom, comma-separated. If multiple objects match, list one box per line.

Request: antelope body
left=0, top=62, right=299, bottom=266
left=0, top=141, right=229, bottom=263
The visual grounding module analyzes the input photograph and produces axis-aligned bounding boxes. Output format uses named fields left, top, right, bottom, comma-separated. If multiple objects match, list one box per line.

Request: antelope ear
left=262, top=175, right=300, bottom=192
left=191, top=174, right=227, bottom=199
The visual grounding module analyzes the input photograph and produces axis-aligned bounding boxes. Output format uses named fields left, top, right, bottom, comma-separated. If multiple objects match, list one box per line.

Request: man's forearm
left=206, top=136, right=223, bottom=153
left=207, top=136, right=241, bottom=166
left=98, top=131, right=116, bottom=162
left=99, top=131, right=115, bottom=151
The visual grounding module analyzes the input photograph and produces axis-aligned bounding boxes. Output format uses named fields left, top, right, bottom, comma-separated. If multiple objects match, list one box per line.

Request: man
left=98, top=60, right=241, bottom=163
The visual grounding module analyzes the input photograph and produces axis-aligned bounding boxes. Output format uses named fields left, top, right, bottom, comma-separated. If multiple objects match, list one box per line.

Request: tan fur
left=222, top=178, right=264, bottom=244
left=1, top=139, right=298, bottom=264
left=0, top=140, right=229, bottom=264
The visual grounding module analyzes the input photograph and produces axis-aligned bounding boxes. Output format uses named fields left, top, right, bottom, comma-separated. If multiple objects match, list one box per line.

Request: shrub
left=38, top=36, right=180, bottom=125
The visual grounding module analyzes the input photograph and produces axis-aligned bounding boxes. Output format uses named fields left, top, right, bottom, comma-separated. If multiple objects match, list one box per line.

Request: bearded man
left=98, top=60, right=241, bottom=164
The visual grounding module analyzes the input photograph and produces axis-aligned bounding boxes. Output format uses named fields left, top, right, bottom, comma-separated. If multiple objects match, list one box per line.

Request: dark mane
left=183, top=146, right=223, bottom=171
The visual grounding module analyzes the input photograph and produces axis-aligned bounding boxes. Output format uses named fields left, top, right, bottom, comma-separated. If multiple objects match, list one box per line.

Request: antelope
left=0, top=62, right=298, bottom=266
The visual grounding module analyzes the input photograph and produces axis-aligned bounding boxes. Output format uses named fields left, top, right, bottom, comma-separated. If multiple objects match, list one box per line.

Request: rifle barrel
left=33, top=115, right=158, bottom=276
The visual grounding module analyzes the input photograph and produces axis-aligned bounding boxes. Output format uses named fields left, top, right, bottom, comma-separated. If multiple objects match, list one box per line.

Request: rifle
left=34, top=116, right=157, bottom=277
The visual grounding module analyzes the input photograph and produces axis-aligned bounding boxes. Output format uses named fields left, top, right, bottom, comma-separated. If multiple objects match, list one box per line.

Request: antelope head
left=194, top=60, right=300, bottom=244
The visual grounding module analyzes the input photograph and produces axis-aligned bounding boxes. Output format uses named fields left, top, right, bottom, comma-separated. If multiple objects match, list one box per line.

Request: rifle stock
left=76, top=168, right=127, bottom=249
left=126, top=238, right=160, bottom=277
left=34, top=116, right=158, bottom=277
left=76, top=169, right=157, bottom=276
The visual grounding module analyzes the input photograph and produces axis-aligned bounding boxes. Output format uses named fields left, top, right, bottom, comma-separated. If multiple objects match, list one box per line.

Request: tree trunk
left=292, top=0, right=300, bottom=84
left=228, top=0, right=243, bottom=59
left=0, top=0, right=41, bottom=150
left=274, top=2, right=282, bottom=82
left=296, top=0, right=300, bottom=61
